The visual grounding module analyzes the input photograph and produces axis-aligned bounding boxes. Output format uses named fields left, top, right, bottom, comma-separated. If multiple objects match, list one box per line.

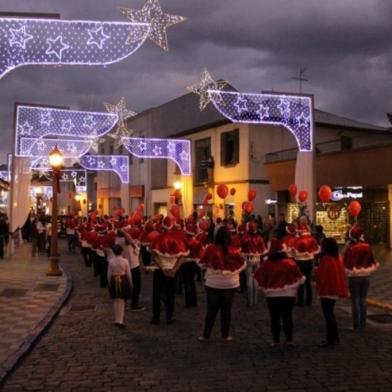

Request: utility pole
left=291, top=67, right=308, bottom=95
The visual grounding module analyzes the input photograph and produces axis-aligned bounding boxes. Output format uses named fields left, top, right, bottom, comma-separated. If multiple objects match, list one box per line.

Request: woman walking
left=107, top=244, right=132, bottom=329
left=255, top=239, right=305, bottom=348
left=315, top=238, right=348, bottom=348
left=198, top=226, right=245, bottom=341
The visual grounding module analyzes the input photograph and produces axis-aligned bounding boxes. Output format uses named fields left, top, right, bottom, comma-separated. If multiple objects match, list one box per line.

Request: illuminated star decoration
left=9, top=26, right=33, bottom=49
left=46, top=35, right=70, bottom=60
left=187, top=68, right=227, bottom=111
left=87, top=26, right=110, bottom=49
left=207, top=90, right=313, bottom=151
left=104, top=97, right=137, bottom=149
left=119, top=0, right=186, bottom=51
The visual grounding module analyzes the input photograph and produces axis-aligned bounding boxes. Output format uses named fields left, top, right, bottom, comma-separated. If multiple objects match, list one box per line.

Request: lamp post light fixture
left=173, top=181, right=182, bottom=190
left=47, top=146, right=64, bottom=276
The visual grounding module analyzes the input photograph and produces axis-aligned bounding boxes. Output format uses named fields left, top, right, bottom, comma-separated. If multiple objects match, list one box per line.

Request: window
left=221, top=129, right=239, bottom=166
left=195, top=137, right=211, bottom=183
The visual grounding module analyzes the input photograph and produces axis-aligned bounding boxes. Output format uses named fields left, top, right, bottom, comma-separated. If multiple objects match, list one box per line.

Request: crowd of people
left=35, top=208, right=380, bottom=348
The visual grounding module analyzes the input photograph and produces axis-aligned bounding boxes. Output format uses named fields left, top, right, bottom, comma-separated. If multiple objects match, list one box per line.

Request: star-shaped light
left=187, top=68, right=227, bottom=111
left=9, top=26, right=33, bottom=49
left=120, top=164, right=127, bottom=172
left=277, top=99, right=290, bottom=119
left=97, top=160, right=105, bottom=169
left=40, top=111, right=54, bottom=128
left=234, top=95, right=248, bottom=114
left=79, top=176, right=86, bottom=183
left=71, top=171, right=77, bottom=178
left=36, top=140, right=47, bottom=152
left=19, top=121, right=33, bottom=136
left=87, top=156, right=97, bottom=165
left=46, top=35, right=70, bottom=60
left=110, top=157, right=117, bottom=166
left=296, top=112, right=310, bottom=128
left=256, top=104, right=270, bottom=120
left=152, top=145, right=162, bottom=156
left=62, top=173, right=69, bottom=181
left=66, top=142, right=77, bottom=153
left=179, top=150, right=189, bottom=161
left=87, top=25, right=110, bottom=49
left=119, top=0, right=186, bottom=51
left=83, top=115, right=96, bottom=131
left=61, top=119, right=75, bottom=133
left=167, top=141, right=176, bottom=154
left=138, top=140, right=147, bottom=152
left=104, top=97, right=136, bottom=149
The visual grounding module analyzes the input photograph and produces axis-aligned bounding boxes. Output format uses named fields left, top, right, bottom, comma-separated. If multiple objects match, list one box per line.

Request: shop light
left=265, top=199, right=278, bottom=205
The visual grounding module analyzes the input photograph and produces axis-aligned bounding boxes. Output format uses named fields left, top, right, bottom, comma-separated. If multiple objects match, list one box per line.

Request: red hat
left=349, top=225, right=364, bottom=241
left=286, top=224, right=296, bottom=235
left=237, top=224, right=246, bottom=234
left=268, top=238, right=285, bottom=255
left=226, top=223, right=236, bottom=233
left=248, top=222, right=258, bottom=233
left=128, top=227, right=141, bottom=240
left=199, top=219, right=210, bottom=232
left=297, top=224, right=309, bottom=235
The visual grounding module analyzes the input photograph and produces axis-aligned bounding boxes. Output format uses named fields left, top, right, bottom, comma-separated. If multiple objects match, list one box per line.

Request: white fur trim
left=345, top=261, right=380, bottom=277
left=152, top=249, right=190, bottom=258
left=260, top=276, right=306, bottom=294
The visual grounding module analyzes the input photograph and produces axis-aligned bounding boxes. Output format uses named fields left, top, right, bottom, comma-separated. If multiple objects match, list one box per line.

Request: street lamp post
left=46, top=146, right=64, bottom=277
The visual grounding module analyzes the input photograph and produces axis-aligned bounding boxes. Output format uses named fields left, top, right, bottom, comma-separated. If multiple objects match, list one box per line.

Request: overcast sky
left=1, top=0, right=392, bottom=163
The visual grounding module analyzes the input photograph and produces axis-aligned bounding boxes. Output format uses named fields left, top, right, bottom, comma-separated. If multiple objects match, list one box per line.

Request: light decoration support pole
left=47, top=146, right=63, bottom=277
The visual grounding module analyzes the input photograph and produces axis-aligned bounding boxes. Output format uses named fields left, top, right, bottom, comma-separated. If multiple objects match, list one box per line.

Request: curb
left=367, top=298, right=392, bottom=313
left=0, top=262, right=73, bottom=385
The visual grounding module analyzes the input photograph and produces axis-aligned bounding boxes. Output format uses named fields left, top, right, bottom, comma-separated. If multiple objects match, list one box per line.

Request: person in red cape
left=343, top=225, right=379, bottom=331
left=79, top=223, right=93, bottom=267
left=198, top=226, right=246, bottom=342
left=65, top=216, right=77, bottom=253
left=255, top=239, right=304, bottom=348
left=282, top=224, right=297, bottom=254
left=149, top=217, right=189, bottom=325
left=292, top=224, right=320, bottom=306
left=316, top=238, right=348, bottom=348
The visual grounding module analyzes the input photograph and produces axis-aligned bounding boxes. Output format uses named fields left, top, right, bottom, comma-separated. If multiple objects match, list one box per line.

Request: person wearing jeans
left=198, top=226, right=245, bottom=341
left=255, top=238, right=305, bottom=348
left=315, top=238, right=348, bottom=348
left=343, top=225, right=379, bottom=331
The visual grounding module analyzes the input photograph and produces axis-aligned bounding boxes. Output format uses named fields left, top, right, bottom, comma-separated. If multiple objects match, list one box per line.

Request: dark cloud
left=1, top=0, right=391, bottom=163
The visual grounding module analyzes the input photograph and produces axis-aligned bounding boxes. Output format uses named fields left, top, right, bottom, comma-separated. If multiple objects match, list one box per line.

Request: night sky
left=1, top=0, right=392, bottom=163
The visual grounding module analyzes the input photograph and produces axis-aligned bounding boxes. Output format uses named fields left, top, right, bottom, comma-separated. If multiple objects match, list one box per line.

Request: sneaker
left=130, top=306, right=146, bottom=312
left=114, top=322, right=126, bottom=329
left=269, top=342, right=280, bottom=348
left=222, top=336, right=233, bottom=342
left=198, top=336, right=208, bottom=342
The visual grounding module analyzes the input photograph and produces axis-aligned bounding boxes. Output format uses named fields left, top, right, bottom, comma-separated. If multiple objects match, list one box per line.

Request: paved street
left=2, top=243, right=392, bottom=391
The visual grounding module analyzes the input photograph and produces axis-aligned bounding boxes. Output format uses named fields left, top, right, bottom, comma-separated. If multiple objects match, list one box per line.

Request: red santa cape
left=199, top=244, right=244, bottom=272
left=315, top=255, right=348, bottom=297
left=343, top=241, right=379, bottom=277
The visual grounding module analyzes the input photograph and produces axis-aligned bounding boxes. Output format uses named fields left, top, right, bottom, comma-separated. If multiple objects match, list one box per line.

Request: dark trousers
left=152, top=269, right=176, bottom=322
left=91, top=251, right=99, bottom=276
left=140, top=246, right=151, bottom=266
left=67, top=234, right=76, bottom=253
left=81, top=247, right=91, bottom=267
left=181, top=261, right=198, bottom=307
left=203, top=287, right=236, bottom=339
left=266, top=297, right=295, bottom=343
left=320, top=298, right=339, bottom=343
left=96, top=254, right=108, bottom=287
left=38, top=232, right=46, bottom=252
left=348, top=276, right=370, bottom=330
left=0, top=235, right=4, bottom=259
left=296, top=260, right=313, bottom=305
left=131, top=266, right=142, bottom=308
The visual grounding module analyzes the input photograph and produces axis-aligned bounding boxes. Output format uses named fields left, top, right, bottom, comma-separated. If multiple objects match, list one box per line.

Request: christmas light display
left=122, top=137, right=191, bottom=175
left=104, top=97, right=136, bottom=149
left=16, top=105, right=118, bottom=140
left=0, top=18, right=150, bottom=79
left=119, top=0, right=186, bottom=51
left=79, top=155, right=129, bottom=184
left=17, top=137, right=92, bottom=158
left=208, top=90, right=313, bottom=151
left=187, top=68, right=227, bottom=111
left=0, top=171, right=9, bottom=181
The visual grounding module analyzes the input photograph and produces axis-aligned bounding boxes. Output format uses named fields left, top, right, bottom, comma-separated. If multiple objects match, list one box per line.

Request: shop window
left=221, top=129, right=239, bottom=166
left=195, top=137, right=211, bottom=183
left=341, top=136, right=352, bottom=151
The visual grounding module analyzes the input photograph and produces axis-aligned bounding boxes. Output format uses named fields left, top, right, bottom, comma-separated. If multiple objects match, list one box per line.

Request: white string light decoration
left=0, top=18, right=150, bottom=79
left=187, top=68, right=227, bottom=111
left=122, top=137, right=191, bottom=175
left=104, top=97, right=136, bottom=149
left=118, top=0, right=186, bottom=51
left=208, top=90, right=314, bottom=152
left=79, top=155, right=129, bottom=184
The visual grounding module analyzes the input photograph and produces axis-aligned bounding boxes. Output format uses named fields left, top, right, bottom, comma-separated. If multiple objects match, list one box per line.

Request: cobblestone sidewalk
left=0, top=244, right=71, bottom=382
left=2, top=243, right=392, bottom=391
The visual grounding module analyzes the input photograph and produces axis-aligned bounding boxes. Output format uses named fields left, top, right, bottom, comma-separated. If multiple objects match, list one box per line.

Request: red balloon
left=288, top=184, right=297, bottom=198
left=139, top=203, right=145, bottom=210
left=206, top=193, right=213, bottom=201
left=243, top=201, right=254, bottom=214
left=170, top=204, right=180, bottom=219
left=217, top=184, right=229, bottom=199
left=248, top=189, right=257, bottom=202
left=318, top=185, right=332, bottom=203
left=348, top=200, right=362, bottom=217
left=115, top=209, right=123, bottom=217
left=230, top=188, right=236, bottom=196
left=298, top=190, right=308, bottom=203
